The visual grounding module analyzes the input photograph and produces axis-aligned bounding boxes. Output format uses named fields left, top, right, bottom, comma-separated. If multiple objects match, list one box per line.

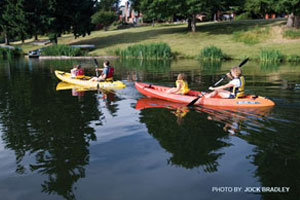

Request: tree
left=278, top=0, right=300, bottom=28
left=91, top=11, right=117, bottom=30
left=96, top=0, right=120, bottom=11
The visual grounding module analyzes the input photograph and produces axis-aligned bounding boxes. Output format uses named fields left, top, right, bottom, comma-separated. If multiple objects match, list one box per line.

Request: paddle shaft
left=94, top=59, right=99, bottom=77
left=187, top=58, right=249, bottom=107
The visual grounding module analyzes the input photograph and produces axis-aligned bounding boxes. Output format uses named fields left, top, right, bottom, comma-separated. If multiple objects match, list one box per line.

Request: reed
left=41, top=44, right=86, bottom=56
left=115, top=42, right=172, bottom=59
left=0, top=47, right=22, bottom=59
left=198, top=45, right=229, bottom=61
left=286, top=54, right=300, bottom=63
left=259, top=49, right=284, bottom=63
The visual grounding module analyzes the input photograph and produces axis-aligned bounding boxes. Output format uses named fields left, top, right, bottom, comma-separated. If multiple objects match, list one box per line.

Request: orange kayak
left=135, top=82, right=275, bottom=108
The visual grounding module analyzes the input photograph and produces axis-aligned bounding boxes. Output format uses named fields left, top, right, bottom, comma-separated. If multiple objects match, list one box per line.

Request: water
left=0, top=58, right=300, bottom=200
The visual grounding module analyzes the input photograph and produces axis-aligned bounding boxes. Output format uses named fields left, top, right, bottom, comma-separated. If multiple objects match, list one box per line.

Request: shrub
left=260, top=49, right=284, bottom=63
left=41, top=44, right=85, bottom=56
left=0, top=46, right=22, bottom=59
left=197, top=45, right=229, bottom=61
left=92, top=11, right=117, bottom=30
left=234, top=13, right=252, bottom=21
left=286, top=54, right=300, bottom=62
left=115, top=43, right=172, bottom=59
left=283, top=29, right=300, bottom=39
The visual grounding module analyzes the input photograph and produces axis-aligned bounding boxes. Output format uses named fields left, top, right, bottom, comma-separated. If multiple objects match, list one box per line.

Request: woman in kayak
left=166, top=73, right=190, bottom=95
left=89, top=60, right=114, bottom=82
left=205, top=66, right=245, bottom=99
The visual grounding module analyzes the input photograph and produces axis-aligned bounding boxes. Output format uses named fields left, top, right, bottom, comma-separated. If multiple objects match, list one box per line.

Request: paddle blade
left=238, top=58, right=249, bottom=68
left=187, top=96, right=201, bottom=107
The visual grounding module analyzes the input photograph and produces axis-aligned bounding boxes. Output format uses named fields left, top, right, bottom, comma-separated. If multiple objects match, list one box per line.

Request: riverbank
left=14, top=18, right=300, bottom=60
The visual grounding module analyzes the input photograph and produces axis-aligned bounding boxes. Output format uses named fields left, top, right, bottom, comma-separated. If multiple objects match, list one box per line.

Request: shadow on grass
left=68, top=19, right=286, bottom=50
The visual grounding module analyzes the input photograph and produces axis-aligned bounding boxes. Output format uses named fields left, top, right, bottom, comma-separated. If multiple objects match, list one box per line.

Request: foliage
left=283, top=29, right=300, bottom=39
left=91, top=11, right=117, bottom=30
left=0, top=46, right=22, bottom=59
left=234, top=12, right=252, bottom=20
left=115, top=42, right=173, bottom=60
left=260, top=49, right=284, bottom=63
left=198, top=45, right=229, bottom=61
left=286, top=54, right=300, bottom=62
left=233, top=26, right=270, bottom=45
left=41, top=44, right=86, bottom=56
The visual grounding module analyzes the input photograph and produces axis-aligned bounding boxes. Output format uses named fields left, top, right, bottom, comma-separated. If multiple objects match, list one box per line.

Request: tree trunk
left=287, top=13, right=294, bottom=28
left=152, top=18, right=155, bottom=27
left=191, top=14, right=196, bottom=32
left=187, top=18, right=192, bottom=31
left=4, top=32, right=9, bottom=45
left=294, top=15, right=300, bottom=29
left=34, top=34, right=38, bottom=40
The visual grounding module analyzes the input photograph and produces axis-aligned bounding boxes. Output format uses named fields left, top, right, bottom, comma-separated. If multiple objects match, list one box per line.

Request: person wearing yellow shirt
left=167, top=73, right=190, bottom=95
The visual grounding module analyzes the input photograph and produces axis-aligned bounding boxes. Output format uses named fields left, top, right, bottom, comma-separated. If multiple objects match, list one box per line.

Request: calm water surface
left=0, top=58, right=300, bottom=200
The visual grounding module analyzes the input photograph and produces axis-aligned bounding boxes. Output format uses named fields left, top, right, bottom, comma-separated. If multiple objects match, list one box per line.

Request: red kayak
left=135, top=82, right=275, bottom=108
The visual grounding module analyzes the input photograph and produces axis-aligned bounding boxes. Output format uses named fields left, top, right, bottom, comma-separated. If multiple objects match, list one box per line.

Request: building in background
left=119, top=1, right=142, bottom=24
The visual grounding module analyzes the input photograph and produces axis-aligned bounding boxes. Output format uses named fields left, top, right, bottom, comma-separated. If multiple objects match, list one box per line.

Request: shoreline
left=25, top=55, right=119, bottom=60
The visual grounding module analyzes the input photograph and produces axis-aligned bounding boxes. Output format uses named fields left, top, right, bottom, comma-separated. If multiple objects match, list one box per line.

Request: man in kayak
left=205, top=66, right=245, bottom=98
left=70, top=64, right=84, bottom=78
left=166, top=73, right=190, bottom=95
left=90, top=60, right=114, bottom=82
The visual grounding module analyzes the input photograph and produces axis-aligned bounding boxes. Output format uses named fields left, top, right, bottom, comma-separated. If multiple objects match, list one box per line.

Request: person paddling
left=90, top=60, right=114, bottom=82
left=166, top=73, right=190, bottom=95
left=205, top=66, right=245, bottom=99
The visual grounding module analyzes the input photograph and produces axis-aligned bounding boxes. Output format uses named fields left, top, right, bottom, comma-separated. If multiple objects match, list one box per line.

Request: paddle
left=94, top=58, right=100, bottom=77
left=187, top=58, right=249, bottom=107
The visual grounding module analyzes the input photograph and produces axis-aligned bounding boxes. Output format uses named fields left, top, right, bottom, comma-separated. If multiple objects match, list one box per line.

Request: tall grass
left=41, top=44, right=86, bottom=56
left=0, top=47, right=22, bottom=59
left=283, top=29, right=300, bottom=39
left=198, top=45, right=229, bottom=61
left=286, top=54, right=300, bottom=63
left=233, top=26, right=270, bottom=45
left=115, top=43, right=172, bottom=59
left=260, top=49, right=284, bottom=63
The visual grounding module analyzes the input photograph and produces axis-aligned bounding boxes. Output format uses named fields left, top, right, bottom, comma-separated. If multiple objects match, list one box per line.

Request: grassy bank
left=13, top=18, right=300, bottom=60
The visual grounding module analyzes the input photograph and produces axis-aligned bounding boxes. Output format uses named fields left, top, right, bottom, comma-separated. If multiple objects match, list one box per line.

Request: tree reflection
left=0, top=63, right=100, bottom=200
left=138, top=105, right=231, bottom=172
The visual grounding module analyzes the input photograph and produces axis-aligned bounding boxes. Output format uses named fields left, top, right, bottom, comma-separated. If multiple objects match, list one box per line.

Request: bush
left=197, top=45, right=229, bottom=61
left=41, top=44, right=86, bottom=56
left=92, top=11, right=117, bottom=30
left=260, top=49, right=284, bottom=63
left=234, top=13, right=252, bottom=21
left=283, top=29, right=300, bottom=39
left=286, top=54, right=300, bottom=62
left=0, top=46, right=22, bottom=59
left=115, top=43, right=172, bottom=59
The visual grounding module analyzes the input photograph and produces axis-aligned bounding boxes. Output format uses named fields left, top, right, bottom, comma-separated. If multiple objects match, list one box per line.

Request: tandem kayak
left=55, top=70, right=126, bottom=89
left=135, top=82, right=275, bottom=108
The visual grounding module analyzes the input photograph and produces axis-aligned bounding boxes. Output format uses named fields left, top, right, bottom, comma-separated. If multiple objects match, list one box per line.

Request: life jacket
left=76, top=68, right=84, bottom=76
left=231, top=76, right=245, bottom=98
left=105, top=66, right=114, bottom=81
left=176, top=80, right=190, bottom=95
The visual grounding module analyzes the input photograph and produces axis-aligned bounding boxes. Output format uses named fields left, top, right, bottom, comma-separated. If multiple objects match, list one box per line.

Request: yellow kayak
left=56, top=82, right=96, bottom=92
left=54, top=70, right=126, bottom=89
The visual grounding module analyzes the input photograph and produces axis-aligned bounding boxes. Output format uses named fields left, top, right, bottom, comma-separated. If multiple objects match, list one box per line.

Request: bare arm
left=209, top=82, right=235, bottom=91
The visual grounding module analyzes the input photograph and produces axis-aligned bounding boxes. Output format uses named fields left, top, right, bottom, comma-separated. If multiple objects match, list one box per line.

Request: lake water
left=0, top=58, right=300, bottom=200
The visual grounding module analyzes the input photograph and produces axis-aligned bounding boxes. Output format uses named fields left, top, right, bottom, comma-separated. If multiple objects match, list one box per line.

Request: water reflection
left=0, top=63, right=101, bottom=199
left=136, top=97, right=231, bottom=172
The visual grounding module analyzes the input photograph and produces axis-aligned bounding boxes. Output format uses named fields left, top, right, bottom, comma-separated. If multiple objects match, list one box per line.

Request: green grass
left=11, top=18, right=300, bottom=60
left=286, top=54, right=300, bottom=63
left=283, top=29, right=300, bottom=39
left=41, top=44, right=86, bottom=56
left=233, top=26, right=270, bottom=45
left=198, top=45, right=229, bottom=61
left=260, top=49, right=284, bottom=63
left=115, top=42, right=172, bottom=59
